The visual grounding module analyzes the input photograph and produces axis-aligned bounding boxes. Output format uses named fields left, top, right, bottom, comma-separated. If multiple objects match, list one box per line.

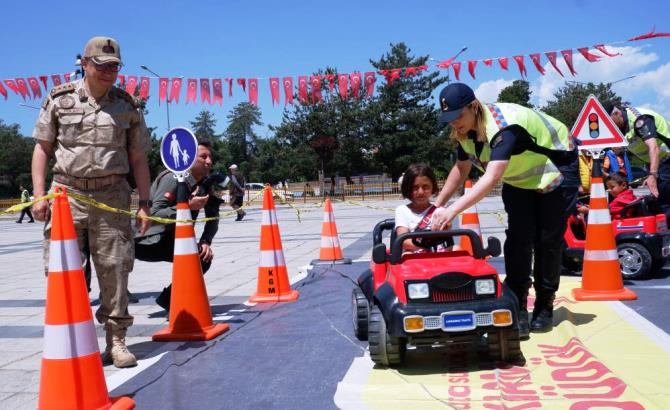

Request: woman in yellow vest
left=432, top=83, right=579, bottom=339
left=604, top=102, right=670, bottom=219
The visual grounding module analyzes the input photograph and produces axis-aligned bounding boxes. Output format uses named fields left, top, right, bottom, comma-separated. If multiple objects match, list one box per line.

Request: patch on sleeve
left=635, top=118, right=645, bottom=128
left=490, top=133, right=503, bottom=149
left=164, top=192, right=175, bottom=202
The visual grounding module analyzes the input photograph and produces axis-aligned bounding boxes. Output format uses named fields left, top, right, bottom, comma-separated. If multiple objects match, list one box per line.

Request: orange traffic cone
left=572, top=163, right=636, bottom=301
left=459, top=180, right=483, bottom=255
left=312, top=199, right=352, bottom=265
left=249, top=187, right=299, bottom=303
left=39, top=187, right=134, bottom=410
left=153, top=182, right=229, bottom=341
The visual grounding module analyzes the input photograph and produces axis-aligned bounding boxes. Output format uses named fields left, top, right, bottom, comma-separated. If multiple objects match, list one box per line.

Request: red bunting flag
left=529, top=53, right=546, bottom=75
left=27, top=77, right=42, bottom=98
left=16, top=78, right=29, bottom=100
left=390, top=69, right=401, bottom=84
left=225, top=78, right=233, bottom=97
left=452, top=62, right=462, bottom=80
left=594, top=44, right=621, bottom=57
left=364, top=71, right=376, bottom=96
left=186, top=78, right=197, bottom=104
left=237, top=78, right=246, bottom=93
left=158, top=77, right=169, bottom=105
left=51, top=74, right=62, bottom=87
left=139, top=76, right=150, bottom=100
left=4, top=79, right=19, bottom=95
left=248, top=78, right=258, bottom=105
left=350, top=72, right=362, bottom=98
left=436, top=58, right=453, bottom=69
left=405, top=67, right=417, bottom=76
left=298, top=75, right=308, bottom=104
left=628, top=27, right=670, bottom=41
left=310, top=75, right=322, bottom=103
left=126, top=76, right=138, bottom=96
left=498, top=57, right=509, bottom=70
left=544, top=51, right=564, bottom=77
left=200, top=78, right=211, bottom=104
left=212, top=78, right=223, bottom=105
left=512, top=55, right=527, bottom=78
left=117, top=75, right=125, bottom=88
left=325, top=74, right=335, bottom=92
left=169, top=77, right=182, bottom=103
left=282, top=76, right=294, bottom=105
left=483, top=58, right=493, bottom=66
left=39, top=76, right=48, bottom=91
left=468, top=60, right=477, bottom=79
left=577, top=47, right=601, bottom=62
left=417, top=65, right=428, bottom=73
left=269, top=77, right=280, bottom=106
left=63, top=73, right=71, bottom=82
left=0, top=82, right=7, bottom=100
left=337, top=73, right=348, bottom=100
left=561, top=49, right=577, bottom=76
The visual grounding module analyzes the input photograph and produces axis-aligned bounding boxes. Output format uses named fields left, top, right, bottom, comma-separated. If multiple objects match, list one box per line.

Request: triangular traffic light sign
left=571, top=95, right=627, bottom=150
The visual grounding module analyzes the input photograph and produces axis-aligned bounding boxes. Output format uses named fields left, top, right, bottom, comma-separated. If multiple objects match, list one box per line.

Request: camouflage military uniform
left=33, top=79, right=151, bottom=332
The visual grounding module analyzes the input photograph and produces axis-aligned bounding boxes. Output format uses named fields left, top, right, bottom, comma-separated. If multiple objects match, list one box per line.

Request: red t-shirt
left=609, top=189, right=637, bottom=219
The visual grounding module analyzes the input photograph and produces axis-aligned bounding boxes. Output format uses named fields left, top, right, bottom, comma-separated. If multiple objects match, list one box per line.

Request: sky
left=1, top=0, right=669, bottom=139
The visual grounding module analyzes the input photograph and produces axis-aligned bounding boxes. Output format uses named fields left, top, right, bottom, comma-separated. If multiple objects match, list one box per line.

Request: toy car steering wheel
left=411, top=228, right=455, bottom=250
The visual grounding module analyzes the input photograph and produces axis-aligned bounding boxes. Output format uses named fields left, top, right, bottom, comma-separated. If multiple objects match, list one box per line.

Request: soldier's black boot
left=530, top=292, right=555, bottom=333
left=510, top=287, right=530, bottom=340
left=155, top=285, right=172, bottom=312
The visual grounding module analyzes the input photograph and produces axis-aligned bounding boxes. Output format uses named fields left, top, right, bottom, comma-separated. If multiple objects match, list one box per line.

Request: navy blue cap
left=438, top=83, right=476, bottom=124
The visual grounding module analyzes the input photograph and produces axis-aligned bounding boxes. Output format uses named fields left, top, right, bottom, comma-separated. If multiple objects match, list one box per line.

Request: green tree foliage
left=365, top=43, right=450, bottom=178
left=542, top=82, right=621, bottom=128
left=497, top=80, right=533, bottom=107
left=190, top=110, right=231, bottom=173
left=0, top=120, right=34, bottom=197
left=224, top=103, right=262, bottom=170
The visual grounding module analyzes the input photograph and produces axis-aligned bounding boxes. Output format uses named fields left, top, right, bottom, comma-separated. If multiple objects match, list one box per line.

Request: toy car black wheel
left=618, top=242, right=652, bottom=280
left=352, top=287, right=369, bottom=341
left=368, top=305, right=405, bottom=367
left=488, top=328, right=524, bottom=364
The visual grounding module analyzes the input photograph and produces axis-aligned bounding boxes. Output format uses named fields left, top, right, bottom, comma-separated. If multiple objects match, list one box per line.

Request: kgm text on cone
left=249, top=187, right=299, bottom=303
left=39, top=187, right=134, bottom=410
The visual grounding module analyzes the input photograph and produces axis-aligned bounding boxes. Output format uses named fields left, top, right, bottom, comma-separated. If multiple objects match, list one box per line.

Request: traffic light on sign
left=588, top=113, right=599, bottom=138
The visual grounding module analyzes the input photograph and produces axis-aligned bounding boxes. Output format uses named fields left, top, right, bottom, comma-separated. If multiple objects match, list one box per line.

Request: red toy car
left=563, top=195, right=670, bottom=279
left=352, top=219, right=524, bottom=367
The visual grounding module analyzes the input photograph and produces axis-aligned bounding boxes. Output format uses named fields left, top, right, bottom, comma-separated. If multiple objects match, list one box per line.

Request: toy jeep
left=563, top=195, right=670, bottom=279
left=352, top=219, right=524, bottom=367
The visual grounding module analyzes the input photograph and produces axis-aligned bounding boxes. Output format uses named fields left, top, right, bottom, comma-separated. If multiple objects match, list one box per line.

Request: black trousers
left=502, top=184, right=578, bottom=298
left=18, top=207, right=34, bottom=222
left=656, top=158, right=670, bottom=221
left=135, top=234, right=212, bottom=273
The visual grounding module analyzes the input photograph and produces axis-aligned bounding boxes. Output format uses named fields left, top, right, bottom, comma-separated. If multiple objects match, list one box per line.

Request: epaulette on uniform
left=114, top=87, right=140, bottom=108
left=49, top=82, right=76, bottom=98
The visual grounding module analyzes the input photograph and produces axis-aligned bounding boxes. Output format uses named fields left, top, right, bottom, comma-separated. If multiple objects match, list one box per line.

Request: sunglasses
left=88, top=60, right=122, bottom=73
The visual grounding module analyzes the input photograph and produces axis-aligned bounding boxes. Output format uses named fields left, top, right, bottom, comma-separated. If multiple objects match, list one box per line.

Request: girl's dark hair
left=401, top=163, right=438, bottom=199
left=605, top=171, right=628, bottom=187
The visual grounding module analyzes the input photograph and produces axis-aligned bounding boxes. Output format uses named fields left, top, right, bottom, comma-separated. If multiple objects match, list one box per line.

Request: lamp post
left=446, top=46, right=468, bottom=84
left=140, top=65, right=171, bottom=130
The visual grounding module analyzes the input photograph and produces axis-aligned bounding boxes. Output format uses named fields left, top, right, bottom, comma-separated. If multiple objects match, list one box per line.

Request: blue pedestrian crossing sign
left=160, top=127, right=198, bottom=175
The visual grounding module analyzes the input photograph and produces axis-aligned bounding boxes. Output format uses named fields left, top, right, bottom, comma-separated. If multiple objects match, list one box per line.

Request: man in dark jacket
left=135, top=140, right=221, bottom=311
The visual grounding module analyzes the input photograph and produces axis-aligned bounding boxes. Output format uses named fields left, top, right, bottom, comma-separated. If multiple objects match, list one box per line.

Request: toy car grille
left=475, top=313, right=492, bottom=326
left=431, top=287, right=475, bottom=302
left=423, top=316, right=441, bottom=330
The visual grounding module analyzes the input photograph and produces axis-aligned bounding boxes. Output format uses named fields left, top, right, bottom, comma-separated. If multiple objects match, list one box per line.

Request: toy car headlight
left=475, top=279, right=495, bottom=295
left=407, top=283, right=430, bottom=299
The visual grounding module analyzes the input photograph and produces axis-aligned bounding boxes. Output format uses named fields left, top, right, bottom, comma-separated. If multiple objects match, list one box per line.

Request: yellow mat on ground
left=338, top=278, right=670, bottom=409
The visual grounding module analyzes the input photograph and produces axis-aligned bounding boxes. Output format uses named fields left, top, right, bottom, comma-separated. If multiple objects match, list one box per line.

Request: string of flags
left=1, top=28, right=668, bottom=107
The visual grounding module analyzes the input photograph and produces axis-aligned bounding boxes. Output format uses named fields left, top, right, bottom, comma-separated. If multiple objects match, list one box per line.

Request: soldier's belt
left=53, top=174, right=125, bottom=191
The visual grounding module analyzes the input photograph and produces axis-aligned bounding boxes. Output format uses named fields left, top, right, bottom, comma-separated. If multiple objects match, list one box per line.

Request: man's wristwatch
left=138, top=199, right=153, bottom=208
